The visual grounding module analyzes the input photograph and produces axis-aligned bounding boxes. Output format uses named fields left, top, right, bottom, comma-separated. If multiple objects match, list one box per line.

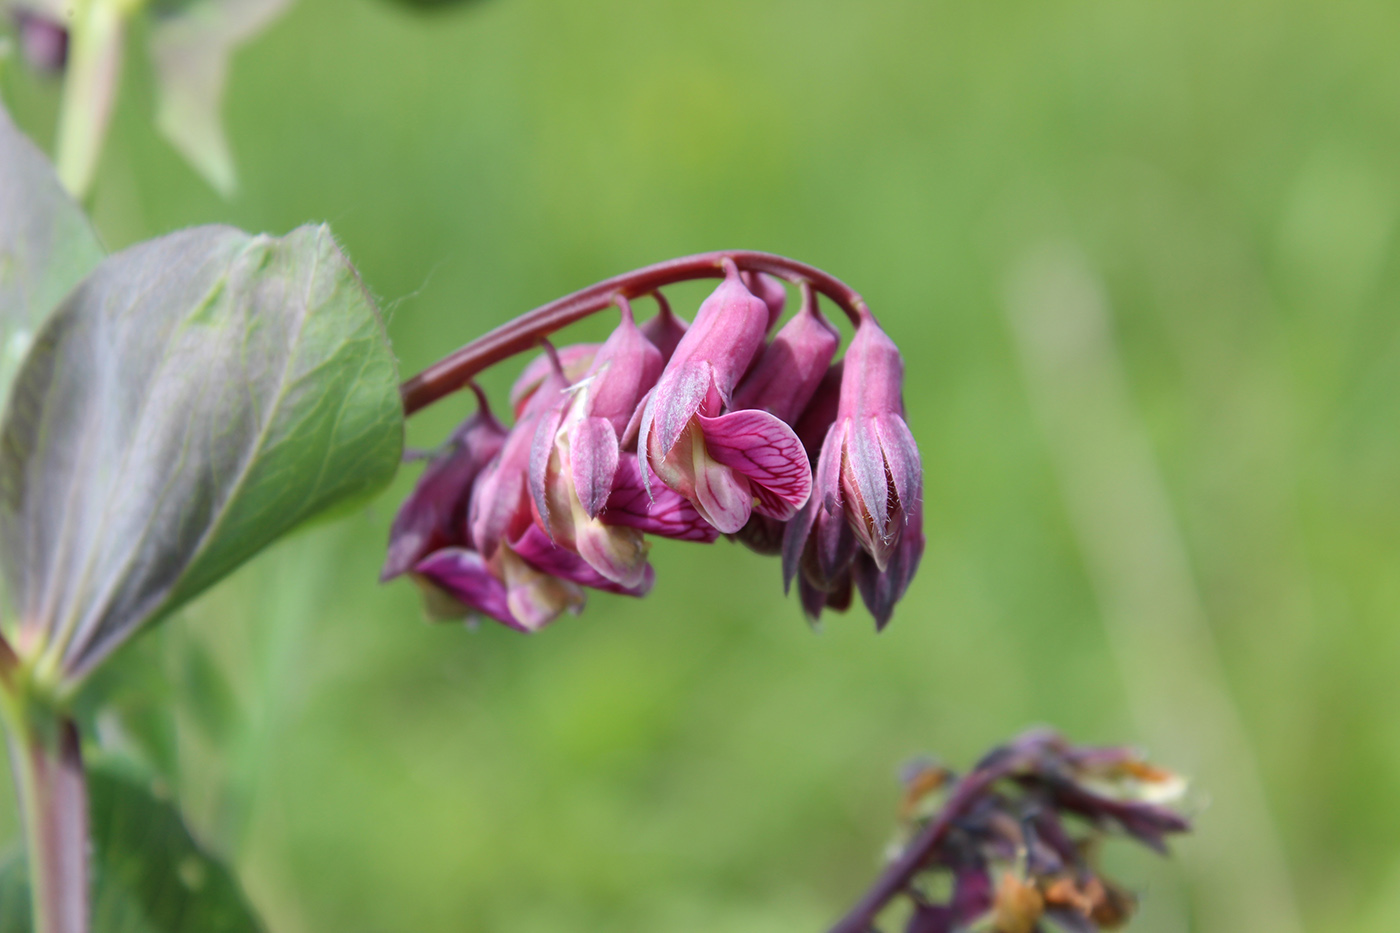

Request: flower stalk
left=0, top=637, right=89, bottom=933
left=400, top=250, right=870, bottom=416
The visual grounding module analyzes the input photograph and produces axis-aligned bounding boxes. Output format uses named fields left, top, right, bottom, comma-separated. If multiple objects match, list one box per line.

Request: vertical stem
left=54, top=0, right=127, bottom=200
left=2, top=680, right=89, bottom=933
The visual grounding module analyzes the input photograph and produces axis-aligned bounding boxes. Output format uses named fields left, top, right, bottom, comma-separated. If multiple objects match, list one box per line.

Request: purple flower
left=529, top=300, right=664, bottom=586
left=385, top=254, right=926, bottom=633
left=784, top=317, right=922, bottom=627
left=637, top=264, right=813, bottom=534
left=380, top=391, right=506, bottom=582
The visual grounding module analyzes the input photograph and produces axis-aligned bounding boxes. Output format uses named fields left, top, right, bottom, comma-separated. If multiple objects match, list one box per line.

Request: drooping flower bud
left=818, top=316, right=921, bottom=571
left=741, top=271, right=787, bottom=331
left=852, top=494, right=923, bottom=629
left=381, top=391, right=506, bottom=582
left=528, top=300, right=664, bottom=586
left=640, top=292, right=688, bottom=363
left=471, top=367, right=569, bottom=558
left=638, top=263, right=813, bottom=533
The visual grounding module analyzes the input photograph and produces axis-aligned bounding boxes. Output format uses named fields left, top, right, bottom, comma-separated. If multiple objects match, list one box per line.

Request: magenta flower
left=529, top=300, right=664, bottom=586
left=804, top=316, right=921, bottom=570
left=784, top=316, right=924, bottom=627
left=637, top=263, right=813, bottom=534
left=387, top=251, right=924, bottom=632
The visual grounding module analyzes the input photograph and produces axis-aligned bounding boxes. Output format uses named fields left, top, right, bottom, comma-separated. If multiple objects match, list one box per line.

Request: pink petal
left=603, top=456, right=719, bottom=543
left=697, top=409, right=813, bottom=520
left=511, top=525, right=653, bottom=597
left=691, top=456, right=752, bottom=534
left=650, top=360, right=713, bottom=454
left=568, top=416, right=620, bottom=518
left=528, top=401, right=568, bottom=530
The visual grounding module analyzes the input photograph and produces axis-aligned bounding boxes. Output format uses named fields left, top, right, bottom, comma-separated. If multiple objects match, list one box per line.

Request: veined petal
left=689, top=446, right=752, bottom=535
left=568, top=416, right=620, bottom=518
left=604, top=455, right=719, bottom=542
left=698, top=409, right=812, bottom=520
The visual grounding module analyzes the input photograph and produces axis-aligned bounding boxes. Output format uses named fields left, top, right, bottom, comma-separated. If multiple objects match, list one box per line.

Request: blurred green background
left=6, top=0, right=1400, bottom=930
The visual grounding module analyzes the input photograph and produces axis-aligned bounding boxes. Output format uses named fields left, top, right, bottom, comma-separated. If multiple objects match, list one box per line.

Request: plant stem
left=55, top=0, right=127, bottom=200
left=0, top=645, right=89, bottom=933
left=825, top=737, right=1054, bottom=933
left=400, top=250, right=871, bottom=415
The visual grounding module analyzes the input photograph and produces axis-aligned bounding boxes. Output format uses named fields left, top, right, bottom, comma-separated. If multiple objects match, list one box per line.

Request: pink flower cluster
left=383, top=260, right=922, bottom=631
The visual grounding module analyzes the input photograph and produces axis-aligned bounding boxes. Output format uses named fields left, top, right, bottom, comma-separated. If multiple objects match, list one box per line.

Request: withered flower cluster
left=383, top=256, right=923, bottom=632
left=831, top=730, right=1190, bottom=933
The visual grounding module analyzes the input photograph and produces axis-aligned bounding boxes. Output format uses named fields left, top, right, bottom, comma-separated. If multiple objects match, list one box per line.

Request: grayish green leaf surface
left=0, top=763, right=264, bottom=933
left=0, top=223, right=403, bottom=686
left=0, top=98, right=105, bottom=413
left=150, top=0, right=295, bottom=196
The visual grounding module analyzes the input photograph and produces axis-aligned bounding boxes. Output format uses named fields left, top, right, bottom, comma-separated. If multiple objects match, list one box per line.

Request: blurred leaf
left=0, top=96, right=104, bottom=412
left=0, top=223, right=404, bottom=688
left=0, top=761, right=265, bottom=933
left=149, top=0, right=294, bottom=196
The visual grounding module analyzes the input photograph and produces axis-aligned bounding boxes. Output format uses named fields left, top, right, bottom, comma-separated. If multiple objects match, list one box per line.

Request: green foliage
left=0, top=761, right=264, bottom=933
left=0, top=101, right=104, bottom=412
left=149, top=0, right=295, bottom=197
left=0, top=223, right=404, bottom=689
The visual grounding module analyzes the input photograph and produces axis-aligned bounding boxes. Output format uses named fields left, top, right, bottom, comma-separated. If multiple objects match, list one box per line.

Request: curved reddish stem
left=400, top=250, right=871, bottom=416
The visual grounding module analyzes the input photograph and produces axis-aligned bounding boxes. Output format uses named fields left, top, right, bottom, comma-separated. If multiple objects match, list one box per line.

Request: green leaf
left=0, top=223, right=404, bottom=688
left=149, top=0, right=295, bottom=196
left=0, top=762, right=265, bottom=933
left=0, top=97, right=105, bottom=412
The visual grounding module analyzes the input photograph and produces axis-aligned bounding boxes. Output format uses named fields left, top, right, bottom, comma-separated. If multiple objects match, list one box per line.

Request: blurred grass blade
left=0, top=760, right=265, bottom=933
left=0, top=98, right=104, bottom=414
left=1004, top=243, right=1304, bottom=933
left=149, top=0, right=294, bottom=196
left=0, top=224, right=404, bottom=689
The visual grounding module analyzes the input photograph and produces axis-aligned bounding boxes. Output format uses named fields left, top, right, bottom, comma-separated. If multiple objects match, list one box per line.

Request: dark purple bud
left=826, top=316, right=922, bottom=571
left=730, top=514, right=786, bottom=555
left=412, top=547, right=522, bottom=630
left=381, top=397, right=506, bottom=581
left=853, top=495, right=923, bottom=630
